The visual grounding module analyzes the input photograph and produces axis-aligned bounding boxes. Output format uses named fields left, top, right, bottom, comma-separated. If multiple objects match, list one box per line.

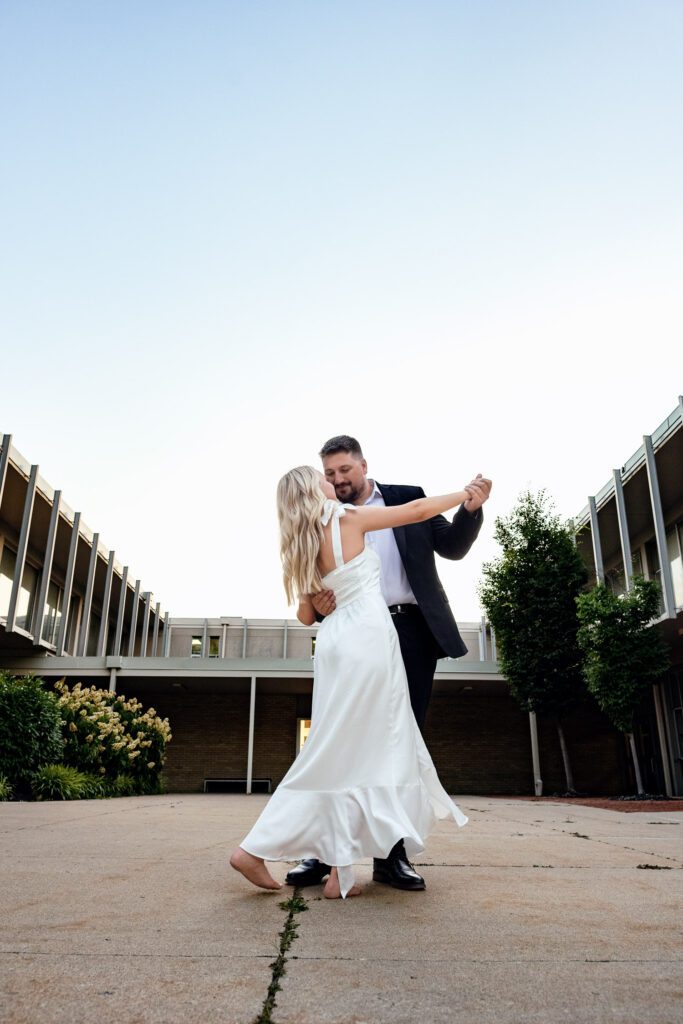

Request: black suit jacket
left=376, top=483, right=483, bottom=659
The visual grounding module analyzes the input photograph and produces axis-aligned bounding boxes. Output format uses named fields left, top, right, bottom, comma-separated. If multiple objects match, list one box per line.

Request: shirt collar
left=364, top=479, right=382, bottom=504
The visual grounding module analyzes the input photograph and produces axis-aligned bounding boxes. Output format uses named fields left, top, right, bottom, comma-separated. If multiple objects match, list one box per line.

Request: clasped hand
left=463, top=473, right=492, bottom=513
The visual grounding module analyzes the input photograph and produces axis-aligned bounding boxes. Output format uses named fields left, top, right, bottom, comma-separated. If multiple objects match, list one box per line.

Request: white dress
left=240, top=500, right=468, bottom=897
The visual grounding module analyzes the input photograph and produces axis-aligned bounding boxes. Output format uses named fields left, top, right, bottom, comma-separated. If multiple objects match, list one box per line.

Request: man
left=286, top=435, right=491, bottom=891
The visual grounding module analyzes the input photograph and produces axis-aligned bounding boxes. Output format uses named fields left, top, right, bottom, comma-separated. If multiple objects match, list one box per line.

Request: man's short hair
left=319, top=435, right=364, bottom=459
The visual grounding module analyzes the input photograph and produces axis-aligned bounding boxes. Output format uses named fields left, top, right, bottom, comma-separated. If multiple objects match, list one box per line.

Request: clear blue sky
left=1, top=1, right=682, bottom=620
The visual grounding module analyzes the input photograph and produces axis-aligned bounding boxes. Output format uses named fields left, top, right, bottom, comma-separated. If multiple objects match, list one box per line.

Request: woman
left=230, top=466, right=471, bottom=899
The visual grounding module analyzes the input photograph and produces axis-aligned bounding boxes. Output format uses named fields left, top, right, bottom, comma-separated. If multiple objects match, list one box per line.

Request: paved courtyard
left=1, top=794, right=681, bottom=1024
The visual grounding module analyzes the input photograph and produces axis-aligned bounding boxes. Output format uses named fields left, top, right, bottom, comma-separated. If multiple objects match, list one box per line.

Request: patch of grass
left=636, top=863, right=671, bottom=870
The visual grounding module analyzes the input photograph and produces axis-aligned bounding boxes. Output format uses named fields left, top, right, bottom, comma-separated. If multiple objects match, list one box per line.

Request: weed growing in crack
left=254, top=889, right=308, bottom=1024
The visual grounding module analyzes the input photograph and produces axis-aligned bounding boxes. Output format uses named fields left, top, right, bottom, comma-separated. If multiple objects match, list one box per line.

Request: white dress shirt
left=363, top=481, right=417, bottom=607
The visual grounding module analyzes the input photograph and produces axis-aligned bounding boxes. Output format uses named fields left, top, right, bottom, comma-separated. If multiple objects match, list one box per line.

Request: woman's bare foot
left=323, top=868, right=361, bottom=900
left=230, top=848, right=282, bottom=890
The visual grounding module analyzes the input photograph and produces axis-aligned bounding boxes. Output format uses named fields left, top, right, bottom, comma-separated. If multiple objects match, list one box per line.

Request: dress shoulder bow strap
left=321, top=499, right=351, bottom=568
left=321, top=499, right=347, bottom=526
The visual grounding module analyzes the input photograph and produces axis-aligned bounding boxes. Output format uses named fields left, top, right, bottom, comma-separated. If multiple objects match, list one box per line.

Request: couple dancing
left=231, top=435, right=491, bottom=899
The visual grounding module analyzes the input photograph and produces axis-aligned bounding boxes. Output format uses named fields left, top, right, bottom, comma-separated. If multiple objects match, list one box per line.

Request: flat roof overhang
left=0, top=655, right=507, bottom=695
left=575, top=400, right=683, bottom=530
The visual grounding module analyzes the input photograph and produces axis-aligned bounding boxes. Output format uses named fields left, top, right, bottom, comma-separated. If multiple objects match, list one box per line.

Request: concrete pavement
left=1, top=794, right=681, bottom=1023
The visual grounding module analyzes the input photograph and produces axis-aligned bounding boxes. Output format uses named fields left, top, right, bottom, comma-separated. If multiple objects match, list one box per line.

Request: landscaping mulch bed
left=503, top=795, right=683, bottom=813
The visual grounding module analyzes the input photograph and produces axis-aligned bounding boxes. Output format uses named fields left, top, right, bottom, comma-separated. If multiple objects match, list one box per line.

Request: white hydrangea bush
left=54, top=680, right=172, bottom=795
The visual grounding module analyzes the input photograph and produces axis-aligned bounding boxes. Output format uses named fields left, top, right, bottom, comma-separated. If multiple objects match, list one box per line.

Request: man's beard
left=334, top=481, right=363, bottom=504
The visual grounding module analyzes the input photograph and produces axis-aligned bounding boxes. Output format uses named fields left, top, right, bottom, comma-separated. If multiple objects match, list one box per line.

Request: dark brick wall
left=536, top=701, right=624, bottom=795
left=424, top=695, right=535, bottom=794
left=145, top=687, right=624, bottom=796
left=152, top=691, right=252, bottom=793
left=252, top=694, right=300, bottom=787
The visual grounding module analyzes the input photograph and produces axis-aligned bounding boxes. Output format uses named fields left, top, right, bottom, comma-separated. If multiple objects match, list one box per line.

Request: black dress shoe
left=373, top=840, right=426, bottom=891
left=285, top=858, right=332, bottom=887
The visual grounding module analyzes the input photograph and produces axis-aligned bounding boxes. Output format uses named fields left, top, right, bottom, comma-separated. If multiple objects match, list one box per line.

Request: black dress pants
left=389, top=606, right=442, bottom=734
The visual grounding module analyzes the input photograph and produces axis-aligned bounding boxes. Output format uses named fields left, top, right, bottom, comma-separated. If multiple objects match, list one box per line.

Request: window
left=665, top=670, right=683, bottom=783
left=605, top=564, right=626, bottom=598
left=15, top=561, right=38, bottom=632
left=208, top=636, right=220, bottom=658
left=41, top=579, right=63, bottom=645
left=111, top=627, right=128, bottom=657
left=87, top=612, right=101, bottom=656
left=0, top=544, right=39, bottom=628
left=0, top=544, right=16, bottom=619
left=667, top=524, right=683, bottom=609
left=646, top=527, right=683, bottom=612
left=65, top=593, right=81, bottom=654
left=606, top=552, right=645, bottom=599
left=645, top=541, right=665, bottom=615
left=296, top=718, right=311, bottom=754
left=191, top=636, right=202, bottom=657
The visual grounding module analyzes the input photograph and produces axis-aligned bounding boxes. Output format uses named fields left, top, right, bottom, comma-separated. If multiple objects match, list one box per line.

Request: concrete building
left=0, top=434, right=167, bottom=661
left=574, top=396, right=683, bottom=795
left=1, top=432, right=634, bottom=797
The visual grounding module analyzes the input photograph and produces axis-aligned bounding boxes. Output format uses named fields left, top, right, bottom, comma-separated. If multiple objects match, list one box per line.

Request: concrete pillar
left=55, top=512, right=81, bottom=656
left=644, top=434, right=676, bottom=618
left=529, top=711, right=542, bottom=796
left=652, top=682, right=673, bottom=797
left=0, top=434, right=12, bottom=509
left=127, top=580, right=141, bottom=656
left=151, top=601, right=161, bottom=656
left=246, top=675, right=256, bottom=794
left=32, top=490, right=62, bottom=643
left=588, top=496, right=605, bottom=584
left=112, top=567, right=129, bottom=657
left=76, top=533, right=99, bottom=656
left=6, top=464, right=39, bottom=633
left=612, top=469, right=634, bottom=592
left=96, top=551, right=116, bottom=656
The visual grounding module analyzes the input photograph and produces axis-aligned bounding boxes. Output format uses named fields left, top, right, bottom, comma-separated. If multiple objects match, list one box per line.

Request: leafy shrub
left=31, top=764, right=90, bottom=800
left=0, top=673, right=63, bottom=792
left=0, top=774, right=13, bottom=800
left=108, top=773, right=137, bottom=797
left=31, top=766, right=122, bottom=801
left=53, top=680, right=172, bottom=794
left=79, top=773, right=110, bottom=799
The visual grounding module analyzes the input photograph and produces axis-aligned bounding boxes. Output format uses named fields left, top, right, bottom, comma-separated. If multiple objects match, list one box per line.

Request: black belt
left=388, top=603, right=420, bottom=615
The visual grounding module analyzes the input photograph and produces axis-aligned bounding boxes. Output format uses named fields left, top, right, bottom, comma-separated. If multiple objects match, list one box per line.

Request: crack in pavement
left=411, top=862, right=681, bottom=869
left=0, top=950, right=276, bottom=959
left=253, top=888, right=308, bottom=1024
left=463, top=810, right=683, bottom=866
left=288, top=955, right=683, bottom=964
left=0, top=799, right=184, bottom=834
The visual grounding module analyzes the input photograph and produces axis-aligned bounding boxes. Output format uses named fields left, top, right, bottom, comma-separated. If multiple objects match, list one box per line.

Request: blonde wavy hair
left=277, top=465, right=328, bottom=604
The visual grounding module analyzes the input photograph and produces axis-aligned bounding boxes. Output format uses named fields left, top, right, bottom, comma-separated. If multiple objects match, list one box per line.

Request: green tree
left=576, top=577, right=669, bottom=795
left=0, top=673, right=63, bottom=795
left=479, top=491, right=588, bottom=792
